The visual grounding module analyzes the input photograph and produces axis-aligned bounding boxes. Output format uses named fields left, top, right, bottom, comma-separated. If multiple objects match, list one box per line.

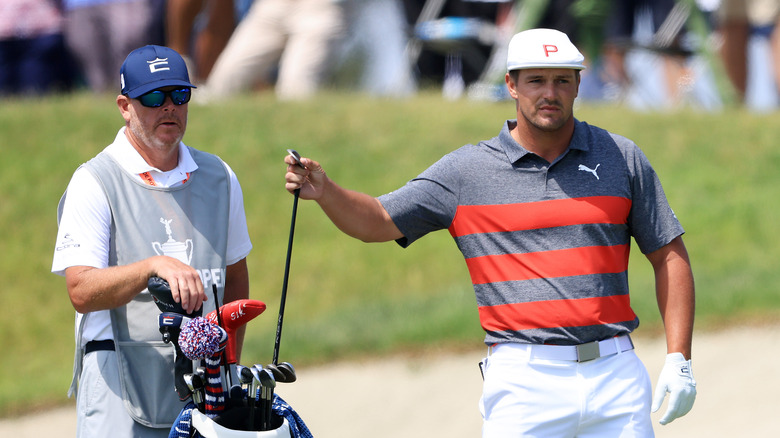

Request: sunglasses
left=136, top=88, right=192, bottom=107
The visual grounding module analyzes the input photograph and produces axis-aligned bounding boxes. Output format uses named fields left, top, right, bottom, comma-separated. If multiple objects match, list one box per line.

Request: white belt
left=490, top=335, right=634, bottom=363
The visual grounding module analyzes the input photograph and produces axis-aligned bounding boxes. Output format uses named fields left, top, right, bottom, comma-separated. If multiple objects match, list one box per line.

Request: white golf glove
left=652, top=352, right=697, bottom=425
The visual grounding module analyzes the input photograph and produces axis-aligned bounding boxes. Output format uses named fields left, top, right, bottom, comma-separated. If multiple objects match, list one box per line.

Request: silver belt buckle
left=576, top=341, right=600, bottom=362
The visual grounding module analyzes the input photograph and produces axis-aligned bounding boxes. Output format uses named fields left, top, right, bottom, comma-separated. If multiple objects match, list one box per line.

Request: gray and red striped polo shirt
left=379, top=119, right=684, bottom=346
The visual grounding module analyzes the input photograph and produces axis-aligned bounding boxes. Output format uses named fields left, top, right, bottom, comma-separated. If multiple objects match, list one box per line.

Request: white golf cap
left=506, top=28, right=585, bottom=71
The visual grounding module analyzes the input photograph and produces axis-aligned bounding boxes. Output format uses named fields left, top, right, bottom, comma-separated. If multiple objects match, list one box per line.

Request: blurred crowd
left=2, top=0, right=779, bottom=110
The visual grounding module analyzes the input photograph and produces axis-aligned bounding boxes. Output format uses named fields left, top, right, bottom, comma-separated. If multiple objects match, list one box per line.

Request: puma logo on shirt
left=578, top=164, right=601, bottom=180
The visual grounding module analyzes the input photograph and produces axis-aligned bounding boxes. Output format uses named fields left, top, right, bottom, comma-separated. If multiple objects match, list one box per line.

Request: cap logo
left=543, top=45, right=558, bottom=57
left=148, top=57, right=171, bottom=73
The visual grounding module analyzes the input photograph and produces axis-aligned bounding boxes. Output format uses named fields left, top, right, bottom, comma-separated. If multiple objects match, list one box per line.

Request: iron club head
left=237, top=365, right=254, bottom=386
left=266, top=362, right=297, bottom=383
left=287, top=149, right=303, bottom=168
left=183, top=373, right=204, bottom=405
left=258, top=368, right=276, bottom=390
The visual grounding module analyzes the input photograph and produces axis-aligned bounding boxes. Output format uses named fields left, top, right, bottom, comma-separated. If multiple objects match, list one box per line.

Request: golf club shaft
left=273, top=188, right=299, bottom=365
left=266, top=387, right=274, bottom=430
left=212, top=284, right=232, bottom=389
left=261, top=386, right=268, bottom=430
left=248, top=386, right=257, bottom=430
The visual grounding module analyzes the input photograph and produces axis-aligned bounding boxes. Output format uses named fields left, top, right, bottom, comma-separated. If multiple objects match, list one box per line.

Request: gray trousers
left=77, top=350, right=170, bottom=438
left=64, top=0, right=153, bottom=93
left=202, top=0, right=346, bottom=101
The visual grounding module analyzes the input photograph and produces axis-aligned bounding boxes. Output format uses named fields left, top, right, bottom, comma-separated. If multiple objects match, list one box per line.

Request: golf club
left=265, top=361, right=296, bottom=383
left=158, top=312, right=194, bottom=400
left=184, top=367, right=206, bottom=412
left=195, top=367, right=206, bottom=412
left=248, top=365, right=265, bottom=430
left=257, top=367, right=276, bottom=431
left=236, top=364, right=263, bottom=429
left=236, top=365, right=254, bottom=392
left=272, top=149, right=303, bottom=368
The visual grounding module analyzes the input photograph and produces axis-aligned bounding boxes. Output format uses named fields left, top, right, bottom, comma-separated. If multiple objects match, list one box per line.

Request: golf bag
left=149, top=277, right=311, bottom=438
left=169, top=395, right=313, bottom=438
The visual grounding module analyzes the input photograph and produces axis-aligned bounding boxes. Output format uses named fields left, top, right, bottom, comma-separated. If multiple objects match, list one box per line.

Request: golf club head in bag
left=265, top=362, right=296, bottom=384
left=183, top=369, right=206, bottom=412
left=159, top=312, right=195, bottom=400
left=148, top=276, right=202, bottom=318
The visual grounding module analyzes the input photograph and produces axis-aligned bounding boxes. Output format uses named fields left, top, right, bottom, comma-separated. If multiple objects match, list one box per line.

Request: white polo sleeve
left=52, top=167, right=111, bottom=276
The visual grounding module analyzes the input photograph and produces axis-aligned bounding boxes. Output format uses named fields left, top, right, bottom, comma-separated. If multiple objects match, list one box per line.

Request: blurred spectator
left=0, top=0, right=77, bottom=96
left=166, top=0, right=236, bottom=83
left=538, top=0, right=611, bottom=62
left=200, top=0, right=346, bottom=101
left=62, top=0, right=161, bottom=93
left=601, top=0, right=693, bottom=105
left=333, top=0, right=416, bottom=97
left=716, top=0, right=780, bottom=104
left=402, top=0, right=507, bottom=89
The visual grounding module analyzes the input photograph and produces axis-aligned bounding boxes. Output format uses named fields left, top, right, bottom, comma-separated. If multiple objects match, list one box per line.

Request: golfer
left=285, top=28, right=696, bottom=436
left=52, top=45, right=252, bottom=437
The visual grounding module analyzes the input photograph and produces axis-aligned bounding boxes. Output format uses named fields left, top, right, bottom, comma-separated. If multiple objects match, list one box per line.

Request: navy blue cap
left=120, top=45, right=196, bottom=98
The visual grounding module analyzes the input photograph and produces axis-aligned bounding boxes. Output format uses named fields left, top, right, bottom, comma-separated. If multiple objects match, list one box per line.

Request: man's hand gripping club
left=284, top=153, right=326, bottom=201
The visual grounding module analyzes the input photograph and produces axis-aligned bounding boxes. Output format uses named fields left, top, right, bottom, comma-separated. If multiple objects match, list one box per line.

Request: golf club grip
left=273, top=189, right=299, bottom=365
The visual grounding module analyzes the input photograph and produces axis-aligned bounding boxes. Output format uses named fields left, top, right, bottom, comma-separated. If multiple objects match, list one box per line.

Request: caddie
left=52, top=45, right=253, bottom=438
left=283, top=28, right=697, bottom=436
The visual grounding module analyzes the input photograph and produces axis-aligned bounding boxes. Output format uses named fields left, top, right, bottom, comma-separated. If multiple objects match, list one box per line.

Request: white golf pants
left=480, top=343, right=654, bottom=437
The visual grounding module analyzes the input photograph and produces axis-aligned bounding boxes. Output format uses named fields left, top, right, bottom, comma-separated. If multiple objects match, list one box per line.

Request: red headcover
left=206, top=299, right=266, bottom=364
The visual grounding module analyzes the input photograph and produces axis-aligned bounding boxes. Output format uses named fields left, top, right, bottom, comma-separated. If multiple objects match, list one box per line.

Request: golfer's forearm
left=317, top=179, right=403, bottom=243
left=649, top=237, right=695, bottom=359
left=66, top=261, right=153, bottom=313
left=658, top=264, right=695, bottom=359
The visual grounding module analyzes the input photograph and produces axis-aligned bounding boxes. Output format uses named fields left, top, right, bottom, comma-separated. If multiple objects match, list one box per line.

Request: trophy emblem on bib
left=152, top=218, right=193, bottom=265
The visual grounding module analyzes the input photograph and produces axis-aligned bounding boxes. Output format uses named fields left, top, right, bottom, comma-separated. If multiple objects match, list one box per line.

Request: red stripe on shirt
left=465, top=244, right=629, bottom=285
left=478, top=294, right=636, bottom=332
left=449, top=196, right=631, bottom=237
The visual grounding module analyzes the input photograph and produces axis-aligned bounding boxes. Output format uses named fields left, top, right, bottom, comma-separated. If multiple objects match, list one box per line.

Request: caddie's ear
left=505, top=72, right=520, bottom=100
left=117, top=94, right=133, bottom=122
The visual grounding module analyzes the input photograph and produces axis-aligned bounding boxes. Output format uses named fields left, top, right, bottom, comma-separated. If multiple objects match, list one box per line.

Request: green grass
left=2, top=90, right=779, bottom=415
